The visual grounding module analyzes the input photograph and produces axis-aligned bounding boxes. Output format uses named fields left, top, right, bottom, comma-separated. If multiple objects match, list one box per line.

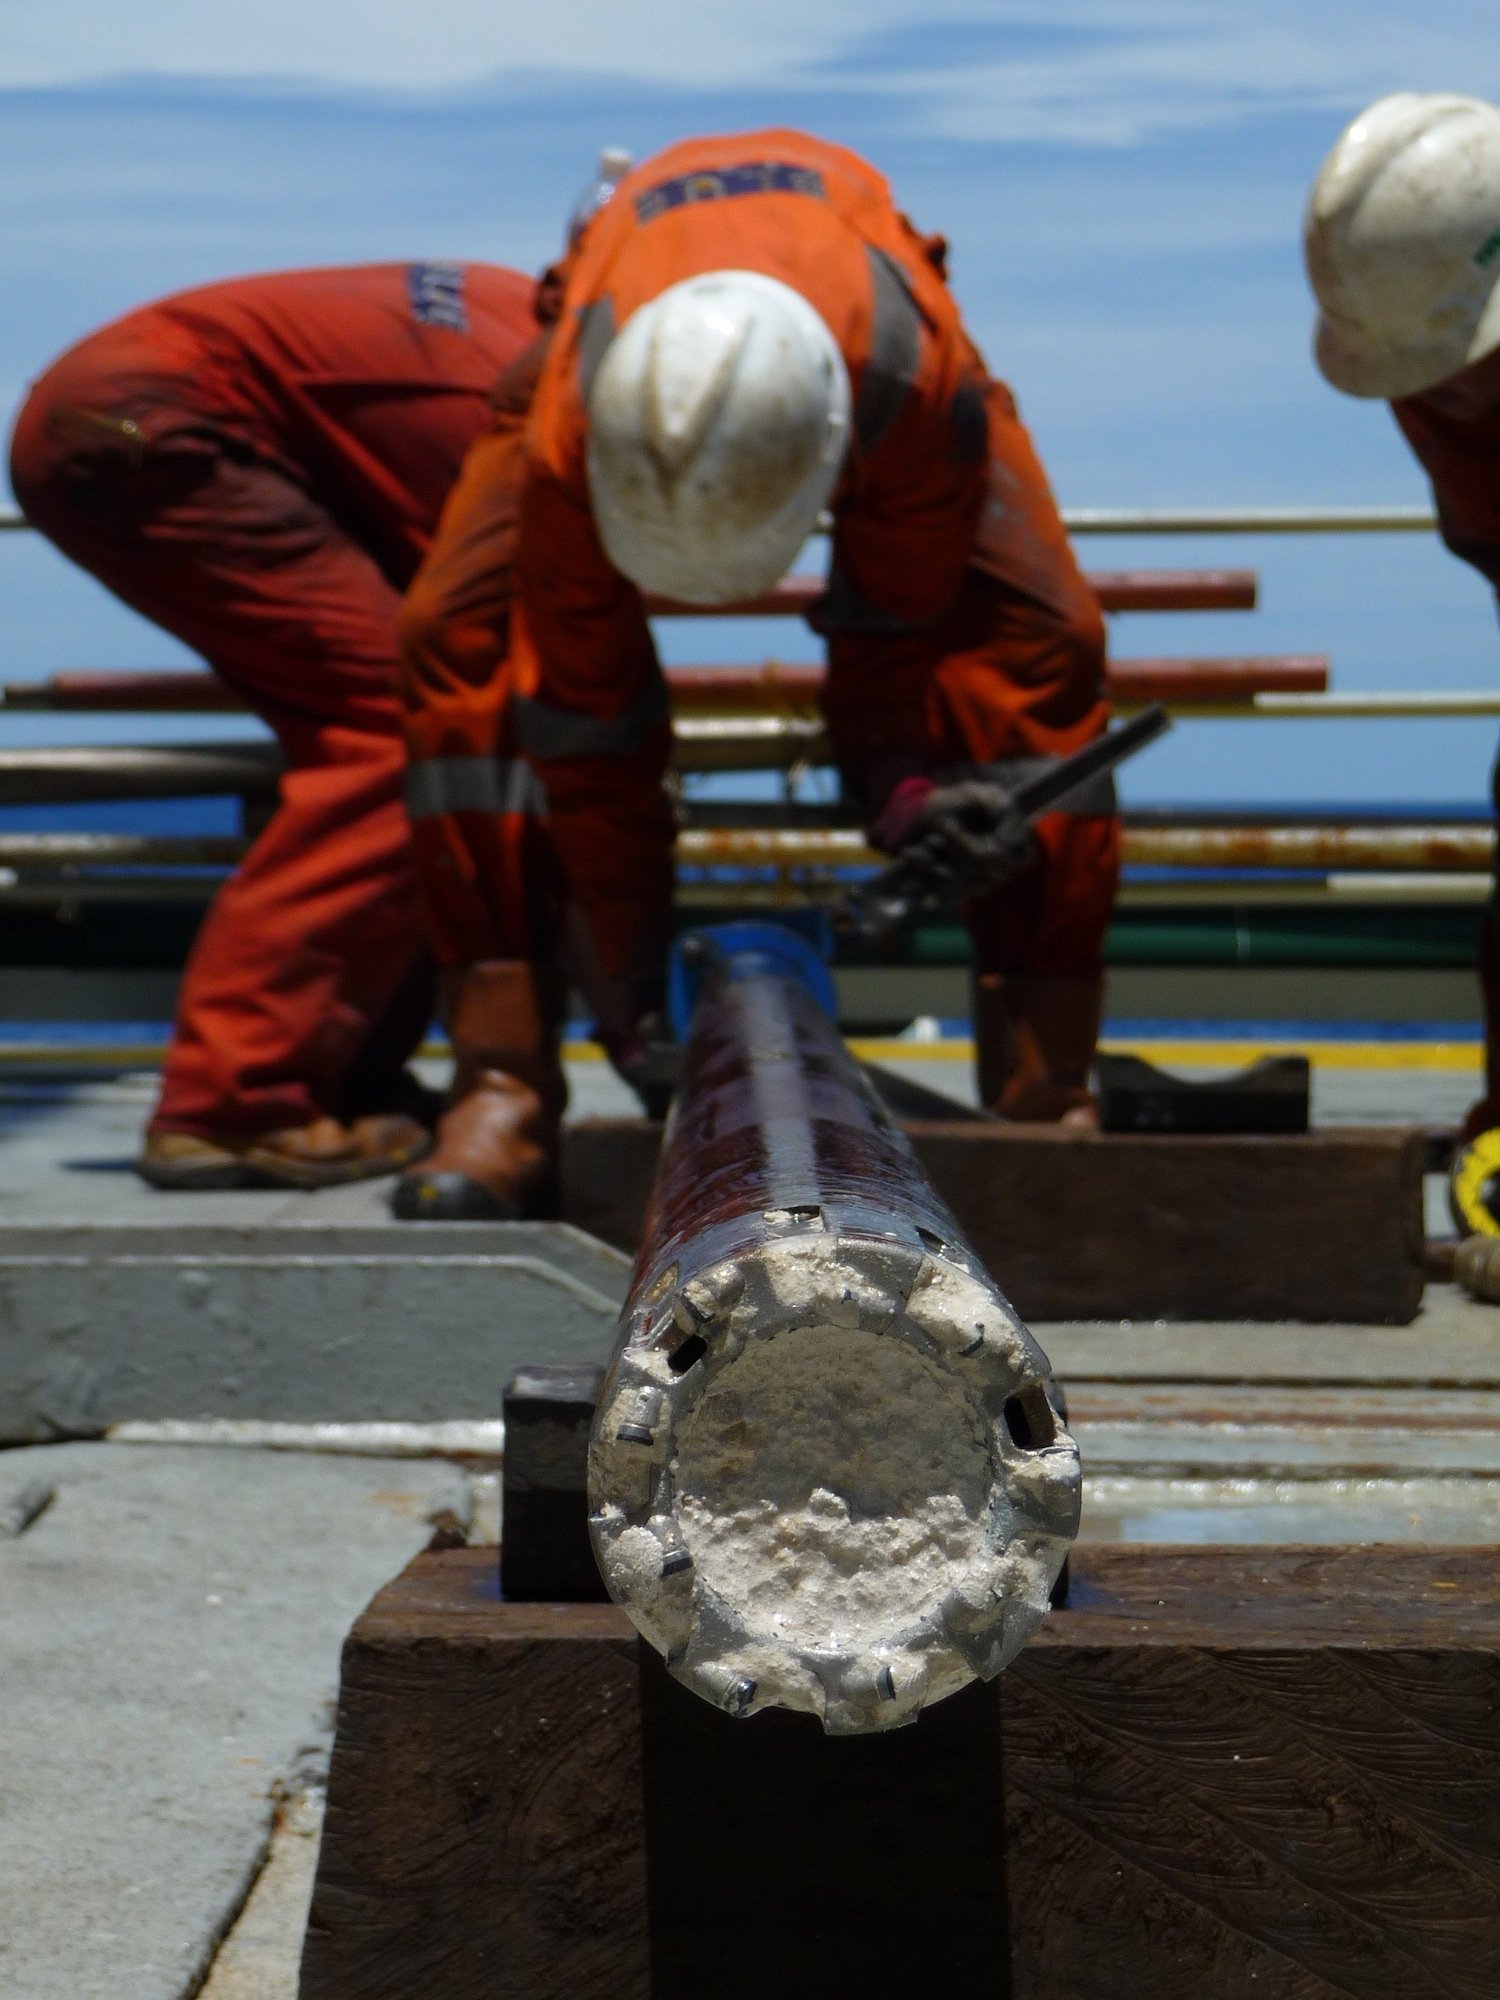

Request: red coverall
left=1394, top=350, right=1500, bottom=1134
left=10, top=263, right=539, bottom=1142
left=401, top=133, right=1115, bottom=1113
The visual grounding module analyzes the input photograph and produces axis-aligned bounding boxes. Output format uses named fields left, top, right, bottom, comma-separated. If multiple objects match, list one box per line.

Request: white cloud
left=0, top=0, right=905, bottom=92
left=5, top=1, right=1500, bottom=150
left=836, top=5, right=1500, bottom=147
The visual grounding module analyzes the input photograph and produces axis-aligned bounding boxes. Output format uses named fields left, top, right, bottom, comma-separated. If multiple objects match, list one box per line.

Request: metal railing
left=0, top=497, right=1484, bottom=919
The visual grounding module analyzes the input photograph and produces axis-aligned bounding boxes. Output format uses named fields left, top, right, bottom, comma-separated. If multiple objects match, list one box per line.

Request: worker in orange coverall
left=10, top=262, right=541, bottom=1187
left=397, top=130, right=1117, bottom=1221
left=1307, top=94, right=1500, bottom=1143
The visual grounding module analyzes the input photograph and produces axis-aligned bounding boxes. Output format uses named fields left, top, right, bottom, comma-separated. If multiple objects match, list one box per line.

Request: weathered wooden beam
left=299, top=1543, right=1500, bottom=2000
left=1003, top=1545, right=1500, bottom=1999
left=562, top=1120, right=1426, bottom=1323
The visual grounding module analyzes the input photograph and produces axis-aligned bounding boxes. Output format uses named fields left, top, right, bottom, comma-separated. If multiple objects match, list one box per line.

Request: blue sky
left=4, top=4, right=1500, bottom=806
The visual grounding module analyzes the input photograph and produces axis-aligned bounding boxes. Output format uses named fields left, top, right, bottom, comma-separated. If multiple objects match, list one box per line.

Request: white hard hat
left=585, top=269, right=851, bottom=604
left=1306, top=93, right=1500, bottom=399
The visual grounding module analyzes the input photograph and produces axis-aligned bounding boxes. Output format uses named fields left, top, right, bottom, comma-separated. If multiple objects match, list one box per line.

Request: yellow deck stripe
left=0, top=1035, right=1482, bottom=1073
left=558, top=1035, right=1483, bottom=1070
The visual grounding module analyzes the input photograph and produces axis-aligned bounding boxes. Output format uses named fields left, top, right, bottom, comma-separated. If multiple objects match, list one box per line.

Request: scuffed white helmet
left=586, top=269, right=851, bottom=604
left=1306, top=93, right=1500, bottom=399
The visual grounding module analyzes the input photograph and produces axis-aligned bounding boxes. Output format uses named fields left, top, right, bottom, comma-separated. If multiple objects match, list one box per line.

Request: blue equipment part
left=667, top=919, right=839, bottom=1039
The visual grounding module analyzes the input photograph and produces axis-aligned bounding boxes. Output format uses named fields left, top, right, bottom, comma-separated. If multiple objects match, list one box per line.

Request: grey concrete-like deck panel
left=0, top=1222, right=629, bottom=1444
left=0, top=1441, right=467, bottom=2000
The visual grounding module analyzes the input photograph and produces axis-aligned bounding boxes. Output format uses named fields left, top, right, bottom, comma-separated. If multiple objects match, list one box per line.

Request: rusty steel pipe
left=1123, top=823, right=1495, bottom=871
left=0, top=820, right=1486, bottom=877
left=674, top=822, right=1496, bottom=873
left=587, top=939, right=1080, bottom=1735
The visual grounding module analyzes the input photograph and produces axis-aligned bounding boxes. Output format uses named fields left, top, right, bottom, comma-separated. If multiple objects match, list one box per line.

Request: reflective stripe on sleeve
left=404, top=756, right=548, bottom=820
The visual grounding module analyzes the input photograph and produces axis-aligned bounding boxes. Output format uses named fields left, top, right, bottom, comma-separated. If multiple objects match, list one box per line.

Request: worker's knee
left=396, top=574, right=474, bottom=705
left=8, top=372, right=73, bottom=522
left=398, top=573, right=510, bottom=713
left=9, top=332, right=212, bottom=544
left=396, top=575, right=442, bottom=689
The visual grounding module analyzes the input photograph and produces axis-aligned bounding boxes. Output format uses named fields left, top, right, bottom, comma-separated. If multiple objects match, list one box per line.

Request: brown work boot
left=973, top=972, right=1102, bottom=1127
left=138, top=1114, right=430, bottom=1191
left=392, top=960, right=565, bottom=1222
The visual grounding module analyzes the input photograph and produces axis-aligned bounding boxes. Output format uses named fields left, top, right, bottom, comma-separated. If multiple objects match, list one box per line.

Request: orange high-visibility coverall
left=400, top=132, right=1114, bottom=999
left=10, top=263, right=539, bottom=1141
left=1394, top=362, right=1500, bottom=1130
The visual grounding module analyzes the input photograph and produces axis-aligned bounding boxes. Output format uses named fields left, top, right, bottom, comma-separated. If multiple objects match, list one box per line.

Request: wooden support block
left=563, top=1120, right=1426, bottom=1323
left=1005, top=1546, right=1500, bottom=1999
left=300, top=1544, right=1500, bottom=2000
left=911, top=1122, right=1426, bottom=1323
left=299, top=1570, right=649, bottom=2000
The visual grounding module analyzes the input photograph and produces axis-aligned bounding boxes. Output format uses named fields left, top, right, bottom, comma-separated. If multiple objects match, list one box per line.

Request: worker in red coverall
left=10, top=262, right=541, bottom=1186
left=397, top=130, right=1116, bottom=1221
left=1307, top=94, right=1500, bottom=1140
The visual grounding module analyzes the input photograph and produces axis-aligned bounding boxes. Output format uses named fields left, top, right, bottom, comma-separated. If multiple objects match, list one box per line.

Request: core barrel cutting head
left=588, top=1215, right=1080, bottom=1736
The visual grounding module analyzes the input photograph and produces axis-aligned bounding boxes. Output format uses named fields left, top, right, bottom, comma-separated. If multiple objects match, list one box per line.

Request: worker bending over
left=1307, top=95, right=1500, bottom=1138
left=399, top=129, right=1117, bottom=1221
left=11, top=263, right=539, bottom=1186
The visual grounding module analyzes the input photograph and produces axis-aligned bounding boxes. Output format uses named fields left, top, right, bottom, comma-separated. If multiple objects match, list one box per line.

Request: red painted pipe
left=7, top=650, right=1320, bottom=718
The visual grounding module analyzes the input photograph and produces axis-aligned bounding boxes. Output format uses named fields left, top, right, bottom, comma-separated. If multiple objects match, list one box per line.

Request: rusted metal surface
left=677, top=826, right=876, bottom=868
left=676, top=822, right=1495, bottom=873
left=0, top=820, right=1489, bottom=880
left=588, top=947, right=1079, bottom=1733
left=1125, top=823, right=1495, bottom=870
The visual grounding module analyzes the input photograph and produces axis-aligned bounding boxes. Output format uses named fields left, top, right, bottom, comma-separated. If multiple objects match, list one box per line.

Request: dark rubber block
left=1096, top=1051, right=1310, bottom=1135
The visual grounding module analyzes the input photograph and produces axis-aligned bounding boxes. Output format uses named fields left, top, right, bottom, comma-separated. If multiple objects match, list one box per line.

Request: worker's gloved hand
left=869, top=774, right=1034, bottom=888
left=601, top=1010, right=680, bottom=1120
